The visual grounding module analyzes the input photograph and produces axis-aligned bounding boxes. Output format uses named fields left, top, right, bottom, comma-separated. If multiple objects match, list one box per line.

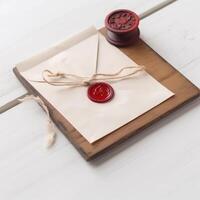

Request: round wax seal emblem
left=87, top=82, right=114, bottom=103
left=105, top=9, right=140, bottom=46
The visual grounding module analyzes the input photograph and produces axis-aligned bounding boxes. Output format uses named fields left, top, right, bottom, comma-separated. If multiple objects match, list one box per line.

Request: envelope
left=16, top=26, right=174, bottom=143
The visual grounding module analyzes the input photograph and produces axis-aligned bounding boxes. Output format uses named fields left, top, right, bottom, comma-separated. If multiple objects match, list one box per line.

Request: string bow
left=35, top=65, right=145, bottom=87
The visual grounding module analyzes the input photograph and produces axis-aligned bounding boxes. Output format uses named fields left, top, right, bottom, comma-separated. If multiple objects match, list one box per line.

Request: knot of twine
left=32, top=65, right=145, bottom=86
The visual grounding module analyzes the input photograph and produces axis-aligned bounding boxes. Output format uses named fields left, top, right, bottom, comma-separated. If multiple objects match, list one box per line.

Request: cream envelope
left=16, top=26, right=174, bottom=143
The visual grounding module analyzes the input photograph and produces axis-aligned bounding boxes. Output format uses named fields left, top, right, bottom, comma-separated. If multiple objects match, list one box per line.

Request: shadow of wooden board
left=13, top=28, right=200, bottom=160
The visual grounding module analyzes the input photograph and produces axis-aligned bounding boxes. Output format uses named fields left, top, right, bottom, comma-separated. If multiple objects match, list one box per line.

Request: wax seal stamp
left=105, top=9, right=140, bottom=46
left=87, top=82, right=114, bottom=103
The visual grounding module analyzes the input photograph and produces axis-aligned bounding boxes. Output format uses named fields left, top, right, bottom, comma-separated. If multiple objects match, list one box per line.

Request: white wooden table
left=0, top=0, right=200, bottom=199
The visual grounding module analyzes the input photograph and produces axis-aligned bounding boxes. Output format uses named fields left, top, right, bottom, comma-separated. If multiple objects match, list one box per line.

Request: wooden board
left=13, top=28, right=200, bottom=160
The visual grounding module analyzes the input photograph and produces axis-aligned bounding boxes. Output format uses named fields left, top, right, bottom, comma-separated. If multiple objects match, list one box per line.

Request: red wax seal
left=87, top=82, right=114, bottom=103
left=105, top=9, right=140, bottom=46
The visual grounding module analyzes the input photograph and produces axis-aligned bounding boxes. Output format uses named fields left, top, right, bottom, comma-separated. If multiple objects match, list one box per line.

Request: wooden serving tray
left=14, top=28, right=200, bottom=160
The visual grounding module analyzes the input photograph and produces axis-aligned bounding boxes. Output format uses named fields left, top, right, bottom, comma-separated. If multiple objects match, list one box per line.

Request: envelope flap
left=16, top=26, right=98, bottom=74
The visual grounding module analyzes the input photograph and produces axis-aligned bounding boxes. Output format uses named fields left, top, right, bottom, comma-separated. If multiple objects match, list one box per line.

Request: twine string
left=30, top=34, right=145, bottom=87
left=18, top=95, right=56, bottom=148
left=31, top=65, right=145, bottom=87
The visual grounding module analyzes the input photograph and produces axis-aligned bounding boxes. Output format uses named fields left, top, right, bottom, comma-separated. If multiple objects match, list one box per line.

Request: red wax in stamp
left=105, top=9, right=140, bottom=46
left=87, top=82, right=114, bottom=103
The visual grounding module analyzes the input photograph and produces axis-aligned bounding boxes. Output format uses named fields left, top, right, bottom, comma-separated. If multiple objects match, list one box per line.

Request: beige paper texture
left=17, top=26, right=174, bottom=143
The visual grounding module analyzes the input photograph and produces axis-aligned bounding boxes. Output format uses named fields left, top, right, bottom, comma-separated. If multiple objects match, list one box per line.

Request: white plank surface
left=0, top=99, right=199, bottom=200
left=1, top=0, right=200, bottom=200
left=0, top=0, right=166, bottom=107
left=140, top=0, right=200, bottom=87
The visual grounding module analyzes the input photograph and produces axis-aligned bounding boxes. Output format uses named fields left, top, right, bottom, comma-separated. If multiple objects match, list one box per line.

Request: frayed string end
left=19, top=95, right=56, bottom=148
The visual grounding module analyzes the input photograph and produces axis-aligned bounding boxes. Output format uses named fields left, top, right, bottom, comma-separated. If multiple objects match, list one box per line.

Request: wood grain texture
left=13, top=28, right=200, bottom=160
left=0, top=0, right=172, bottom=108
